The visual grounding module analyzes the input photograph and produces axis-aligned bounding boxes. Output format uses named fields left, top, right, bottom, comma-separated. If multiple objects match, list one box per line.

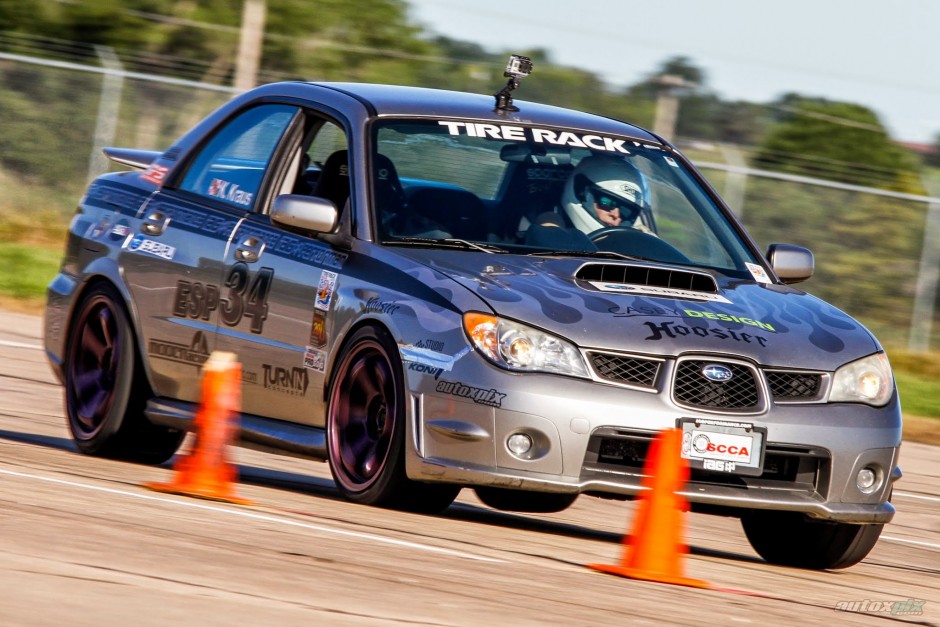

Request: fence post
left=87, top=46, right=124, bottom=183
left=908, top=176, right=940, bottom=352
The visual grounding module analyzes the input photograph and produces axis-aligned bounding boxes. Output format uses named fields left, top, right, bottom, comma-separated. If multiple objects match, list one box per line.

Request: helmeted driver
left=558, top=154, right=650, bottom=233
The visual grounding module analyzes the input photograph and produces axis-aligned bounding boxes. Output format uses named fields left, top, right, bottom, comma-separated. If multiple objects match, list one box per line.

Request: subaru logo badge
left=702, top=364, right=733, bottom=382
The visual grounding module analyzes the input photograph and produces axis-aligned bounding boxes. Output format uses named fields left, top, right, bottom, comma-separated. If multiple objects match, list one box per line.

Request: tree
left=752, top=96, right=923, bottom=194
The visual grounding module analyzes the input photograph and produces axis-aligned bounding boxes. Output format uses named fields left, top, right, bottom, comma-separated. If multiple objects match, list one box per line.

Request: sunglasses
left=590, top=188, right=640, bottom=218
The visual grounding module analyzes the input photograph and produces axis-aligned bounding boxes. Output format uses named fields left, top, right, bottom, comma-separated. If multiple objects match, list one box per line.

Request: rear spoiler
left=103, top=147, right=161, bottom=170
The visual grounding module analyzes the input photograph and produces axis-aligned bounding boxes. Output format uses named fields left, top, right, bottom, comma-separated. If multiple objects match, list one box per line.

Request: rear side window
left=179, top=104, right=298, bottom=209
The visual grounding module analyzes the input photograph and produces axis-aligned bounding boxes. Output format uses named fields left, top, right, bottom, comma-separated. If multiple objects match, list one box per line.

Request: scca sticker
left=438, top=121, right=637, bottom=154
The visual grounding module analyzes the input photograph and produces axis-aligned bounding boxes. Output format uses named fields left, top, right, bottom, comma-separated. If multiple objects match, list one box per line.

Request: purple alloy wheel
left=68, top=296, right=122, bottom=439
left=330, top=340, right=397, bottom=491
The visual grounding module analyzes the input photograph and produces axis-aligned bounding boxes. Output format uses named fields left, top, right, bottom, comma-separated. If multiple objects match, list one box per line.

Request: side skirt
left=145, top=397, right=328, bottom=461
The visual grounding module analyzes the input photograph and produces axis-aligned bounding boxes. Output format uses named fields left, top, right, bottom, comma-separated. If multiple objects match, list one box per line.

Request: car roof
left=297, top=81, right=661, bottom=143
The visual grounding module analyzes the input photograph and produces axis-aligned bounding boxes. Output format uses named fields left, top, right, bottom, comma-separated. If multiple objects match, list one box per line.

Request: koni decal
left=173, top=262, right=273, bottom=333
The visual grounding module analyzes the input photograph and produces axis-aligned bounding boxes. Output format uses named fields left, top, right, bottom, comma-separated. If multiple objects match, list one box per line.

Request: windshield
left=371, top=119, right=759, bottom=275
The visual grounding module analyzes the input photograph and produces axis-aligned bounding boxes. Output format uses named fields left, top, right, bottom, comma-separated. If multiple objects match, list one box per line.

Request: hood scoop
left=575, top=262, right=729, bottom=303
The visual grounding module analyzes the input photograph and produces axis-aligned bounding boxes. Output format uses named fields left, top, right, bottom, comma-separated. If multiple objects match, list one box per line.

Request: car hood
left=394, top=249, right=878, bottom=370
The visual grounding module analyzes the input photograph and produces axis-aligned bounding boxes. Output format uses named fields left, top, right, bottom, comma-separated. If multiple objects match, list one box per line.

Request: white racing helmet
left=561, top=155, right=650, bottom=234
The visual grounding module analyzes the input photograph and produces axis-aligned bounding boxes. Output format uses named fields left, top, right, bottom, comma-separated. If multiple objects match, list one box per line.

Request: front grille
left=583, top=429, right=828, bottom=498
left=766, top=371, right=823, bottom=401
left=674, top=360, right=759, bottom=410
left=588, top=352, right=660, bottom=388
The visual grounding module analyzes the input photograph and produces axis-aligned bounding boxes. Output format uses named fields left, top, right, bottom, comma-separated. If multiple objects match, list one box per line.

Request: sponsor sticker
left=142, top=163, right=169, bottom=185
left=208, top=178, right=254, bottom=206
left=437, top=121, right=645, bottom=155
left=587, top=280, right=732, bottom=304
left=303, top=346, right=327, bottom=372
left=680, top=418, right=765, bottom=476
left=746, top=262, right=772, bottom=284
left=315, top=270, right=338, bottom=311
left=125, top=235, right=176, bottom=260
left=309, top=310, right=327, bottom=347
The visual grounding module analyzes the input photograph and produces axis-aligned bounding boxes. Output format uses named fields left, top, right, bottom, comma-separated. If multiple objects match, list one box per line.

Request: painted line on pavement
left=894, top=490, right=940, bottom=504
left=882, top=536, right=940, bottom=550
left=0, top=340, right=42, bottom=350
left=0, top=466, right=505, bottom=564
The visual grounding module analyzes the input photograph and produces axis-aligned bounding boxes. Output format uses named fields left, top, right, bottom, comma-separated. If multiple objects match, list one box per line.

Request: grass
left=0, top=242, right=62, bottom=311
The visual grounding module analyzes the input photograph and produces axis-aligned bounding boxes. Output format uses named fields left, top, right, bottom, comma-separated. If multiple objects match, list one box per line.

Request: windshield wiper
left=383, top=237, right=508, bottom=253
left=528, top=249, right=642, bottom=261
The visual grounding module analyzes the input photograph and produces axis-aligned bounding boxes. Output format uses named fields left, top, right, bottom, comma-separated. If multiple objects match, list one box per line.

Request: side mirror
left=766, top=243, right=814, bottom=284
left=270, top=194, right=338, bottom=234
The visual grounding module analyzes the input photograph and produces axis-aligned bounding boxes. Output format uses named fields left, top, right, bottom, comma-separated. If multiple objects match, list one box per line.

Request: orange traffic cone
left=587, top=427, right=710, bottom=588
left=145, top=351, right=253, bottom=506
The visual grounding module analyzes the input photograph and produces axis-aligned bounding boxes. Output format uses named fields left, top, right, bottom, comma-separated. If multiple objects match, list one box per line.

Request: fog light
left=507, top=433, right=533, bottom=456
left=856, top=467, right=877, bottom=493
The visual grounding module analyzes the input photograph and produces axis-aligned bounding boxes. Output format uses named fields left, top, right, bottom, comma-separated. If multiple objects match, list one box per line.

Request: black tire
left=474, top=487, right=578, bottom=514
left=326, top=325, right=459, bottom=514
left=64, top=283, right=184, bottom=464
left=741, top=510, right=884, bottom=569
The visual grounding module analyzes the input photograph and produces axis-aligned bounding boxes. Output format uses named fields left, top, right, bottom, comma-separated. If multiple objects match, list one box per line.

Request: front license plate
left=679, top=418, right=766, bottom=476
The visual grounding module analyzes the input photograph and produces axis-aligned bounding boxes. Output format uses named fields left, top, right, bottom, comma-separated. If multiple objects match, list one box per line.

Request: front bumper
left=404, top=355, right=902, bottom=524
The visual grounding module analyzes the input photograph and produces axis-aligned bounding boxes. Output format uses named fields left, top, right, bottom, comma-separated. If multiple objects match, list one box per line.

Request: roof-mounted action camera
left=494, top=55, right=532, bottom=112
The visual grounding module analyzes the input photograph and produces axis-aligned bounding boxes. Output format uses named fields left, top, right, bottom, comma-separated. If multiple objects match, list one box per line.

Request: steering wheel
left=589, top=226, right=690, bottom=264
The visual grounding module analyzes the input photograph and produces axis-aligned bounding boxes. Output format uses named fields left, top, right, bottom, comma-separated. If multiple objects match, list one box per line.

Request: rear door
left=123, top=103, right=300, bottom=402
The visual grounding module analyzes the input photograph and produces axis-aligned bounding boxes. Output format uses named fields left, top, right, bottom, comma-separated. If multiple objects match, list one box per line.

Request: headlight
left=463, top=312, right=589, bottom=378
left=829, top=352, right=894, bottom=406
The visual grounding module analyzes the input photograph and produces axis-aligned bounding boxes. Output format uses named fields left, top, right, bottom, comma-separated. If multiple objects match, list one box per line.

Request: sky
left=406, top=0, right=940, bottom=144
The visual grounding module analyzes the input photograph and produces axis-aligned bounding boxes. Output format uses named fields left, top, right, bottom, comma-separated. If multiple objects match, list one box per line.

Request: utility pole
left=234, top=0, right=267, bottom=91
left=652, top=74, right=694, bottom=143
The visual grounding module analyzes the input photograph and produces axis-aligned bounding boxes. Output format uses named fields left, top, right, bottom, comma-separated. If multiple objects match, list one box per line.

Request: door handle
left=235, top=236, right=265, bottom=263
left=141, top=211, right=169, bottom=235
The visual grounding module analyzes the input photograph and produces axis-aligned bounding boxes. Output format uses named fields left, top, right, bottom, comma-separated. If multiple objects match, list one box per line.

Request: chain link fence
left=2, top=52, right=937, bottom=352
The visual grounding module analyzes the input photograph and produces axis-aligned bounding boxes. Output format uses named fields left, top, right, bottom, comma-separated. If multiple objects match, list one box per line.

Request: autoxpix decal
left=125, top=235, right=176, bottom=260
left=643, top=321, right=769, bottom=347
left=436, top=380, right=506, bottom=408
left=173, top=262, right=273, bottom=333
left=148, top=331, right=209, bottom=367
left=316, top=270, right=337, bottom=311
left=262, top=364, right=309, bottom=396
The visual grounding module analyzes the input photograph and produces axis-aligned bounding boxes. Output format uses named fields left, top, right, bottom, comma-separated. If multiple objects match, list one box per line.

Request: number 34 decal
left=173, top=262, right=274, bottom=333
